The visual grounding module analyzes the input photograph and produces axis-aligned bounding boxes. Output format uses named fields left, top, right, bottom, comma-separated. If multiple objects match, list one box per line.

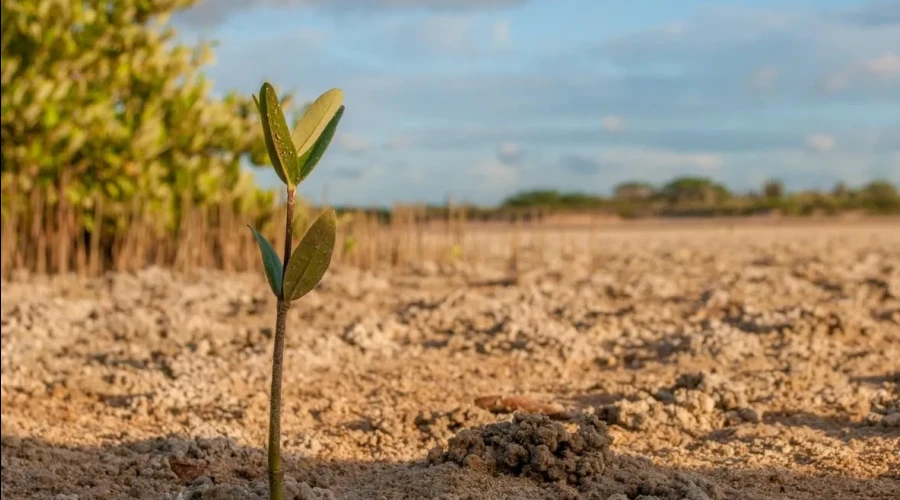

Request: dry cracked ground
left=2, top=221, right=899, bottom=500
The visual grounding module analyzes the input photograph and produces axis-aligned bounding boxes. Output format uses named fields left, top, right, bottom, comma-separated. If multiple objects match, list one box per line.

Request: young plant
left=248, top=82, right=344, bottom=500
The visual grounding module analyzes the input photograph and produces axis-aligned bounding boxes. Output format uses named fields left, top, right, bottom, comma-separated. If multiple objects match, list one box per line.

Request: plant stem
left=268, top=188, right=295, bottom=500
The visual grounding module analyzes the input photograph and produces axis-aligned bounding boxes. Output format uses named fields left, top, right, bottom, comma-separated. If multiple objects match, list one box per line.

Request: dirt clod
left=429, top=413, right=613, bottom=485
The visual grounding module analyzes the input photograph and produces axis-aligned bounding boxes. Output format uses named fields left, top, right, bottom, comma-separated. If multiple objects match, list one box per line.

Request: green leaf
left=42, top=105, right=60, bottom=128
left=292, top=88, right=344, bottom=159
left=258, top=82, right=300, bottom=187
left=282, top=208, right=337, bottom=302
left=248, top=225, right=283, bottom=298
left=297, top=105, right=344, bottom=182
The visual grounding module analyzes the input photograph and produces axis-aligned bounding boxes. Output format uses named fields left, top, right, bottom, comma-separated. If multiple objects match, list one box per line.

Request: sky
left=172, top=0, right=900, bottom=207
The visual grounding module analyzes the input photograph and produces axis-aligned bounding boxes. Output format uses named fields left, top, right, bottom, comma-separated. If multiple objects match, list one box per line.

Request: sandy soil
left=2, top=222, right=899, bottom=499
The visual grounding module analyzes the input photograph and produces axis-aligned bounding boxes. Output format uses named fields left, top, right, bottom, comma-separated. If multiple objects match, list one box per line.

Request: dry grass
left=4, top=187, right=898, bottom=280
left=0, top=188, right=540, bottom=279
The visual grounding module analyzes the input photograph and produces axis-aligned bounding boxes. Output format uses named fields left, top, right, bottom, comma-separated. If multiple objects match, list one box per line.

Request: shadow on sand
left=2, top=432, right=898, bottom=500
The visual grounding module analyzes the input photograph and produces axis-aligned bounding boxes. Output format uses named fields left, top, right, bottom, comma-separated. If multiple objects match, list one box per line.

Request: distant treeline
left=503, top=177, right=900, bottom=218
left=331, top=177, right=900, bottom=222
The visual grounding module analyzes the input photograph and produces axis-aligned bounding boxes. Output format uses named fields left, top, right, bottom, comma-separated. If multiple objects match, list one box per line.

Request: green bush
left=496, top=177, right=900, bottom=218
left=1, top=0, right=277, bottom=233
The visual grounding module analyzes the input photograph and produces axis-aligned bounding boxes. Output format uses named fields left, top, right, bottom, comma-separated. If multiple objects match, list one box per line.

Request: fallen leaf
left=474, top=395, right=569, bottom=418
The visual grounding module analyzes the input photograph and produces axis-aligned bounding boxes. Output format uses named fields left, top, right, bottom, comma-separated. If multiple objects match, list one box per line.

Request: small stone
left=698, top=393, right=716, bottom=414
left=654, top=390, right=675, bottom=404
left=298, top=482, right=336, bottom=500
left=724, top=411, right=743, bottom=426
left=737, top=407, right=762, bottom=423
left=190, top=476, right=213, bottom=487
left=879, top=412, right=900, bottom=427
left=675, top=406, right=696, bottom=428
left=427, top=445, right=444, bottom=464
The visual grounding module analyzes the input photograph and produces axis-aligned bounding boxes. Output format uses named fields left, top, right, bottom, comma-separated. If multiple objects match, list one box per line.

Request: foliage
left=502, top=189, right=608, bottom=210
left=0, top=0, right=276, bottom=232
left=763, top=179, right=784, bottom=199
left=281, top=207, right=336, bottom=301
left=857, top=180, right=900, bottom=213
left=613, top=181, right=656, bottom=201
left=247, top=82, right=343, bottom=500
left=499, top=177, right=900, bottom=218
left=249, top=225, right=284, bottom=297
left=660, top=176, right=731, bottom=205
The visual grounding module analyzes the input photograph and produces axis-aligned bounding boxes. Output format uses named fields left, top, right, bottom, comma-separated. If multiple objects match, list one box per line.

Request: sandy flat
left=2, top=221, right=898, bottom=499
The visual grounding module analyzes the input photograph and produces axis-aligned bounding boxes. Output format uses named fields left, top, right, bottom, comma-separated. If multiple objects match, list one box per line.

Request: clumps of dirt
left=165, top=475, right=335, bottom=500
left=597, top=371, right=762, bottom=434
left=339, top=313, right=407, bottom=356
left=427, top=413, right=731, bottom=500
left=428, top=413, right=613, bottom=486
left=865, top=373, right=900, bottom=428
left=668, top=372, right=762, bottom=423
left=414, top=405, right=497, bottom=444
left=581, top=455, right=729, bottom=500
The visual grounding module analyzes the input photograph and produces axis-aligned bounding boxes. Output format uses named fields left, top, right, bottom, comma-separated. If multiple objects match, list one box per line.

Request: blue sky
left=173, top=0, right=900, bottom=206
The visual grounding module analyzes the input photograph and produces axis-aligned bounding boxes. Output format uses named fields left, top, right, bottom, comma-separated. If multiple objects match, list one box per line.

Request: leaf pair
left=249, top=208, right=337, bottom=301
left=253, top=83, right=344, bottom=188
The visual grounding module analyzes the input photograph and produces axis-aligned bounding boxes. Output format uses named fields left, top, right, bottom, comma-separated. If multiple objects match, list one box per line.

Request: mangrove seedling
left=248, top=82, right=344, bottom=500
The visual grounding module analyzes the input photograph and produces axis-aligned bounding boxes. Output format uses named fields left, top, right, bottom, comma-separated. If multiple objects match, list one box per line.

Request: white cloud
left=818, top=52, right=900, bottom=93
left=806, top=134, right=836, bottom=152
left=861, top=52, right=900, bottom=79
left=337, top=133, right=370, bottom=154
left=497, top=141, right=521, bottom=164
left=601, top=115, right=627, bottom=133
